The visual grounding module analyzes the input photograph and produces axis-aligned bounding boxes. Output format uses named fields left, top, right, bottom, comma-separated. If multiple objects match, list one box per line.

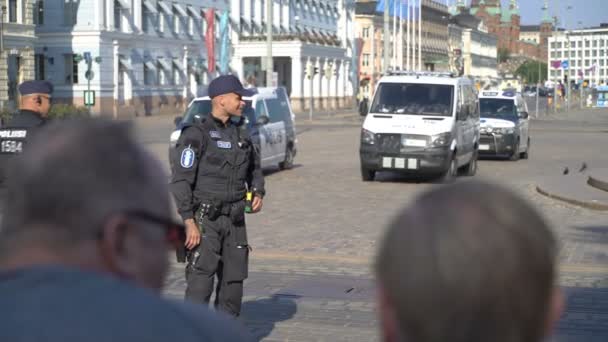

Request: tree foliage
left=515, top=60, right=548, bottom=84
left=498, top=48, right=511, bottom=63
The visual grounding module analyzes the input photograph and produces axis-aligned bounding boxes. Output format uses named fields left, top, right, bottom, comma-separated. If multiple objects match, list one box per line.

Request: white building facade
left=230, top=0, right=357, bottom=111
left=1, top=0, right=37, bottom=111
left=35, top=0, right=229, bottom=117
left=548, top=26, right=608, bottom=86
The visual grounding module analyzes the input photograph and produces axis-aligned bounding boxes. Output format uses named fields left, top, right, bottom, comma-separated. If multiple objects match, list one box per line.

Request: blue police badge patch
left=217, top=141, right=232, bottom=149
left=180, top=145, right=195, bottom=168
left=209, top=130, right=221, bottom=139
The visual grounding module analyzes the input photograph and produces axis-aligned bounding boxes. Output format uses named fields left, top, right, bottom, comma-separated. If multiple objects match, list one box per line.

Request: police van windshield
left=479, top=99, right=517, bottom=118
left=184, top=100, right=256, bottom=128
left=370, top=83, right=454, bottom=116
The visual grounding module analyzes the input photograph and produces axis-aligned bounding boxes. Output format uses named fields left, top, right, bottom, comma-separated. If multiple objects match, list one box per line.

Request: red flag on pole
left=205, top=9, right=216, bottom=73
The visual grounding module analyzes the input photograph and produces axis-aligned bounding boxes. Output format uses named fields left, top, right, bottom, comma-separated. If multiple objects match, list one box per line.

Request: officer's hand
left=252, top=195, right=263, bottom=213
left=184, top=219, right=201, bottom=250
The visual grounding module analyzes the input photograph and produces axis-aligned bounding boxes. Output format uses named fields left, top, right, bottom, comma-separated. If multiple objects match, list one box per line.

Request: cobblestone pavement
left=135, top=108, right=608, bottom=341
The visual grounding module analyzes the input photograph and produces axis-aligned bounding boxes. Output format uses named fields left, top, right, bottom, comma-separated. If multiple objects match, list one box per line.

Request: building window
left=585, top=60, right=590, bottom=67
left=601, top=50, right=605, bottom=57
left=362, top=27, right=369, bottom=38
left=35, top=54, right=45, bottom=80
left=34, top=0, right=44, bottom=25
left=593, top=50, right=597, bottom=57
left=188, top=16, right=194, bottom=36
left=585, top=50, right=590, bottom=57
left=585, top=40, right=590, bottom=48
left=144, top=63, right=154, bottom=85
left=593, top=40, right=598, bottom=48
left=64, top=0, right=77, bottom=26
left=578, top=41, right=582, bottom=48
left=362, top=54, right=370, bottom=67
left=64, top=54, right=79, bottom=84
left=557, top=42, right=562, bottom=49
left=551, top=42, right=556, bottom=49
left=8, top=0, right=17, bottom=23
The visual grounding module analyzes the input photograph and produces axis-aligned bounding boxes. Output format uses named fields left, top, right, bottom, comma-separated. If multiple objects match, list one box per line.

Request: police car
left=170, top=87, right=297, bottom=170
left=478, top=90, right=530, bottom=160
left=360, top=71, right=480, bottom=182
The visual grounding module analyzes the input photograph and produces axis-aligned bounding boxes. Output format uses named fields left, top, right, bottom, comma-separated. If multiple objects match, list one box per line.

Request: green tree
left=498, top=48, right=511, bottom=63
left=515, top=60, right=548, bottom=84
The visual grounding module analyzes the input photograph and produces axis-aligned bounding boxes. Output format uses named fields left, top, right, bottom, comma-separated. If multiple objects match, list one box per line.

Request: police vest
left=192, top=121, right=252, bottom=204
left=0, top=127, right=28, bottom=184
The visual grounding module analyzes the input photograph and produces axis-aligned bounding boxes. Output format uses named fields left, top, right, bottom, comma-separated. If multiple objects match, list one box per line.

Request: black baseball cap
left=18, top=80, right=53, bottom=96
left=208, top=75, right=254, bottom=98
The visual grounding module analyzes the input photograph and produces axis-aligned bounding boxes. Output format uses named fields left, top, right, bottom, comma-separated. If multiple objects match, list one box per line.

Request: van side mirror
left=256, top=115, right=270, bottom=126
left=174, top=116, right=183, bottom=127
left=519, top=112, right=529, bottom=119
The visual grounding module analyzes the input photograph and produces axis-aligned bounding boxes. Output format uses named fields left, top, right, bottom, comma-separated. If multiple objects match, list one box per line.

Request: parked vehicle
left=478, top=90, right=530, bottom=160
left=170, top=87, right=297, bottom=171
left=359, top=71, right=480, bottom=182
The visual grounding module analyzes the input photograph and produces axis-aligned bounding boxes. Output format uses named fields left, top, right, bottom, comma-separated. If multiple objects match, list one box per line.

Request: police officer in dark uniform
left=0, top=80, right=53, bottom=185
left=170, top=75, right=264, bottom=317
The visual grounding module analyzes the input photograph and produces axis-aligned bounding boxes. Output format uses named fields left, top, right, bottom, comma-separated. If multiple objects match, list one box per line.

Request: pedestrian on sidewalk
left=170, top=74, right=265, bottom=317
left=374, top=181, right=564, bottom=342
left=0, top=118, right=252, bottom=342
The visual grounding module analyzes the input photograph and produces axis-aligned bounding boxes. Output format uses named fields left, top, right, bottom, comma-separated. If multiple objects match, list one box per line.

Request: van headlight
left=361, top=129, right=375, bottom=145
left=494, top=127, right=514, bottom=135
left=170, top=130, right=181, bottom=145
left=430, top=132, right=451, bottom=147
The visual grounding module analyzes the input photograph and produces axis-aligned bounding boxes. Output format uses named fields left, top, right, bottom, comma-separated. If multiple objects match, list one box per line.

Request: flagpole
left=384, top=0, right=390, bottom=73
left=393, top=0, right=398, bottom=69
left=399, top=1, right=404, bottom=70
left=418, top=0, right=422, bottom=70
left=406, top=0, right=410, bottom=70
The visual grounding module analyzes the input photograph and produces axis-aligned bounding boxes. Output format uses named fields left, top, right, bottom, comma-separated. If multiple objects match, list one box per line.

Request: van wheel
left=520, top=138, right=530, bottom=159
left=510, top=141, right=520, bottom=161
left=462, top=150, right=478, bottom=176
left=441, top=155, right=458, bottom=183
left=279, top=146, right=294, bottom=170
left=361, top=167, right=375, bottom=182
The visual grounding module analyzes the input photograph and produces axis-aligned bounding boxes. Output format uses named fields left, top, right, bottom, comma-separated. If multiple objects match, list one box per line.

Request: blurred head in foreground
left=375, top=180, right=563, bottom=342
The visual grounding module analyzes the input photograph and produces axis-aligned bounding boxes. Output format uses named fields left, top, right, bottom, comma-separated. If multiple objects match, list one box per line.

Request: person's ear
left=98, top=215, right=139, bottom=281
left=544, top=287, right=565, bottom=338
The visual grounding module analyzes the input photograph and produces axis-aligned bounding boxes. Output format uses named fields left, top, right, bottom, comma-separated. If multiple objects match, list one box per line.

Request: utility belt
left=195, top=199, right=246, bottom=226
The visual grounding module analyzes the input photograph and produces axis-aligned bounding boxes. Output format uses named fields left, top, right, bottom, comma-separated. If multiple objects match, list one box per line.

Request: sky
left=500, top=0, right=606, bottom=28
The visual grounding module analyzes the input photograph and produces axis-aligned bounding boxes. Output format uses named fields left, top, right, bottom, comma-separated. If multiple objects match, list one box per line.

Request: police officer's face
left=220, top=93, right=245, bottom=116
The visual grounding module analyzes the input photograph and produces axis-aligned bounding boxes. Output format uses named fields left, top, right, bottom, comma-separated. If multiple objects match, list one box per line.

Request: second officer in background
left=170, top=75, right=264, bottom=317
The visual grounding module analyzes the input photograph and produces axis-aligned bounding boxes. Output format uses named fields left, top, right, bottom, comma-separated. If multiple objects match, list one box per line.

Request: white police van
left=478, top=89, right=530, bottom=160
left=359, top=71, right=480, bottom=181
left=170, top=87, right=297, bottom=170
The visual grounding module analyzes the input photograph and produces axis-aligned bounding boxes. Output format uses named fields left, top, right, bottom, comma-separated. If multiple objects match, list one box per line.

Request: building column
left=315, top=58, right=323, bottom=109
left=113, top=40, right=120, bottom=118
left=231, top=56, right=244, bottom=82
left=183, top=46, right=189, bottom=100
left=304, top=57, right=314, bottom=110
left=281, top=0, right=289, bottom=31
left=337, top=59, right=345, bottom=98
left=291, top=55, right=303, bottom=98
left=106, top=0, right=115, bottom=30
left=254, top=0, right=263, bottom=30
left=95, top=0, right=105, bottom=30
left=134, top=0, right=143, bottom=33
left=243, top=0, right=252, bottom=35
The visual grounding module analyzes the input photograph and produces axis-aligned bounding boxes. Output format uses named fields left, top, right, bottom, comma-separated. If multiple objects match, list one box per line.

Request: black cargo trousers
left=185, top=202, right=249, bottom=317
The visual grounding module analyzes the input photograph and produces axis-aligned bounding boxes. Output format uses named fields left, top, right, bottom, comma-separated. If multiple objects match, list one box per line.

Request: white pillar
left=95, top=0, right=105, bottom=29
left=255, top=0, right=263, bottom=29
left=282, top=0, right=289, bottom=31
left=273, top=0, right=280, bottom=32
left=243, top=0, right=252, bottom=35
left=183, top=46, right=189, bottom=99
left=291, top=56, right=303, bottom=98
left=316, top=59, right=324, bottom=99
left=337, top=60, right=345, bottom=97
left=231, top=56, right=244, bottom=81
left=107, top=0, right=115, bottom=30
left=303, top=57, right=312, bottom=99
left=113, top=40, right=120, bottom=118
left=134, top=0, right=143, bottom=33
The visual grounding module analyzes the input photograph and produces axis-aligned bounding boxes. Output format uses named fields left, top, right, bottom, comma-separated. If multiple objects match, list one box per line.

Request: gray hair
left=0, top=118, right=168, bottom=250
left=375, top=180, right=557, bottom=342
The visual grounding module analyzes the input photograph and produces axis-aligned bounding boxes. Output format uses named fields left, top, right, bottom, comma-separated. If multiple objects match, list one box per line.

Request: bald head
left=375, top=181, right=560, bottom=342
left=0, top=118, right=173, bottom=289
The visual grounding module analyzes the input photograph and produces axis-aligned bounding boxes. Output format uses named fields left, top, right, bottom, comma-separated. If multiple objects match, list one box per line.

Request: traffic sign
left=83, top=52, right=91, bottom=63
left=84, top=91, right=95, bottom=106
left=561, top=61, right=569, bottom=69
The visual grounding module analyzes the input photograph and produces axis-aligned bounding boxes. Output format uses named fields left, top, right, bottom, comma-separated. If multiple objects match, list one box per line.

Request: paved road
left=135, top=108, right=608, bottom=342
